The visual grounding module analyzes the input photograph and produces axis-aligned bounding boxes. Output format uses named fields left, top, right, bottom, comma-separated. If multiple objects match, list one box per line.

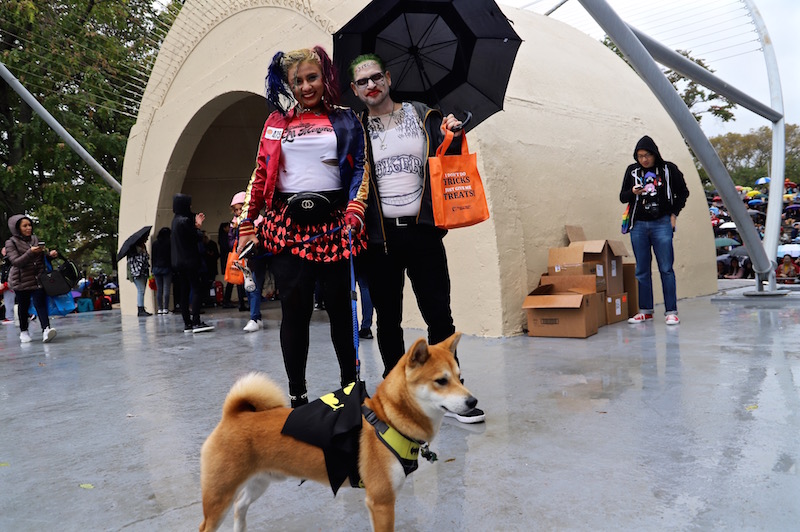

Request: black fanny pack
left=276, top=190, right=345, bottom=225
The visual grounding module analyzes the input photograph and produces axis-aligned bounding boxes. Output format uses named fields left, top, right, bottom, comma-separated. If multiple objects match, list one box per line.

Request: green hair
left=348, top=53, right=385, bottom=81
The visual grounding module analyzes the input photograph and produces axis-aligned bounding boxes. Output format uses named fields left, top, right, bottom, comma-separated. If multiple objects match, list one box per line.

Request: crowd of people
left=713, top=179, right=800, bottom=281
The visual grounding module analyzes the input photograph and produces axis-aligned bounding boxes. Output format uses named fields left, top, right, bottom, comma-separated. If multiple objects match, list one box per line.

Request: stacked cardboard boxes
left=522, top=226, right=629, bottom=338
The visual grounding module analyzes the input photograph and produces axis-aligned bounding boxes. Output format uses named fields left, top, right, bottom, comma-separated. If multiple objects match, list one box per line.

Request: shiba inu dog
left=199, top=332, right=477, bottom=531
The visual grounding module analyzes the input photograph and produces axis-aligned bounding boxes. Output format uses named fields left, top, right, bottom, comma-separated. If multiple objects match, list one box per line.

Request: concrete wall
left=119, top=0, right=718, bottom=334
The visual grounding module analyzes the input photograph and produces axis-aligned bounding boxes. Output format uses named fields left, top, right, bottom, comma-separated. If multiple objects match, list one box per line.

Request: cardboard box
left=522, top=284, right=599, bottom=338
left=622, top=262, right=638, bottom=318
left=547, top=247, right=605, bottom=291
left=560, top=226, right=629, bottom=295
left=539, top=274, right=606, bottom=327
left=605, top=292, right=629, bottom=325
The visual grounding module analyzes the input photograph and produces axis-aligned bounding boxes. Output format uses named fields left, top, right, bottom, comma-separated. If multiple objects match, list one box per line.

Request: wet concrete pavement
left=1, top=281, right=800, bottom=531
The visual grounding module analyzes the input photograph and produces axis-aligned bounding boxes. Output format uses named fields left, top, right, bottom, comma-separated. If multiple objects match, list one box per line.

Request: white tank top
left=278, top=113, right=340, bottom=193
left=367, top=102, right=425, bottom=218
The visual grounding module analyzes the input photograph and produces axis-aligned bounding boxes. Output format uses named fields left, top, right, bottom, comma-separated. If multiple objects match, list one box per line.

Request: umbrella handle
left=451, top=110, right=472, bottom=132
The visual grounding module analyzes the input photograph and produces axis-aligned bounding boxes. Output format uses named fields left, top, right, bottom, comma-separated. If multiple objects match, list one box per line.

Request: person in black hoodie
left=619, top=135, right=690, bottom=325
left=171, top=194, right=214, bottom=333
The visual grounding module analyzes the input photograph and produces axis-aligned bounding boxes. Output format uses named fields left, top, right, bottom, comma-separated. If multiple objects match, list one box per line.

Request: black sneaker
left=358, top=328, right=373, bottom=339
left=444, top=407, right=485, bottom=424
left=183, top=324, right=194, bottom=333
left=192, top=322, right=215, bottom=333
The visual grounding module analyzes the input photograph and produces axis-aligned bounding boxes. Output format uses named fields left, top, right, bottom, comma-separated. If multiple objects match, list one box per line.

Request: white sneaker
left=20, top=331, right=32, bottom=343
left=243, top=319, right=261, bottom=332
left=627, top=313, right=653, bottom=324
left=43, top=326, right=57, bottom=343
left=665, top=314, right=680, bottom=325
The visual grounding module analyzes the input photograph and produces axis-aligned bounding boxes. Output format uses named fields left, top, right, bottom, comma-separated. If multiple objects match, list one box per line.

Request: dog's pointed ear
left=439, top=332, right=462, bottom=356
left=408, top=337, right=431, bottom=368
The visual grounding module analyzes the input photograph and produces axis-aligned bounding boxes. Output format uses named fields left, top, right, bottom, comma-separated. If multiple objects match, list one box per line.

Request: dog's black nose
left=466, top=396, right=477, bottom=409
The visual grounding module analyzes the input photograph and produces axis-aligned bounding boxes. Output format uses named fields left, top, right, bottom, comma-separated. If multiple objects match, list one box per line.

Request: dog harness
left=361, top=405, right=437, bottom=477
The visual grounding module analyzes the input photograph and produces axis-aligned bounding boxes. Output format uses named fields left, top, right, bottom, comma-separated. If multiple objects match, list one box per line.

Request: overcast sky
left=500, top=0, right=798, bottom=138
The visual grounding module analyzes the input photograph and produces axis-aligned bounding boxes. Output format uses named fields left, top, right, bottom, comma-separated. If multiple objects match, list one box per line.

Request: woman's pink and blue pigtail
left=313, top=45, right=340, bottom=112
left=265, top=51, right=292, bottom=114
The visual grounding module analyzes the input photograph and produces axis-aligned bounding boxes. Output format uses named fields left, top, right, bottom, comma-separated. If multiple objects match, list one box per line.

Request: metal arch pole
left=743, top=0, right=785, bottom=293
left=629, top=27, right=782, bottom=123
left=575, top=0, right=776, bottom=290
left=0, top=61, right=123, bottom=195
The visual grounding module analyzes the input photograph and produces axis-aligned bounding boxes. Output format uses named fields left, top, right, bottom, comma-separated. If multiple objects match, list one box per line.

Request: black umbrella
left=117, top=226, right=152, bottom=262
left=333, top=0, right=522, bottom=131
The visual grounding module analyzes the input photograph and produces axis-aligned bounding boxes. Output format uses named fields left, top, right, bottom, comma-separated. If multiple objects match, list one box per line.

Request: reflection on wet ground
left=1, top=283, right=800, bottom=530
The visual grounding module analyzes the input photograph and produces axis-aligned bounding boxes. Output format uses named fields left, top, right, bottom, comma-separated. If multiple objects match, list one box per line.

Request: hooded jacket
left=4, top=214, right=45, bottom=291
left=151, top=227, right=172, bottom=275
left=359, top=101, right=462, bottom=249
left=619, top=135, right=690, bottom=229
left=171, top=194, right=202, bottom=271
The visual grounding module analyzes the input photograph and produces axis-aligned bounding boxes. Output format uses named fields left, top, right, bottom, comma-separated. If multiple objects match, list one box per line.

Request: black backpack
left=56, top=253, right=79, bottom=287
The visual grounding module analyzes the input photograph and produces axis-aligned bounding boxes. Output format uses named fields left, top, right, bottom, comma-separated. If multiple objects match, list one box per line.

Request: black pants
left=16, top=288, right=50, bottom=331
left=176, top=268, right=202, bottom=327
left=271, top=252, right=356, bottom=397
left=361, top=222, right=455, bottom=377
left=223, top=281, right=246, bottom=307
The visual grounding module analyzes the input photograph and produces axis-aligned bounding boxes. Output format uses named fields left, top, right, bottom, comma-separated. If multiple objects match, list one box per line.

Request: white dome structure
left=120, top=0, right=717, bottom=335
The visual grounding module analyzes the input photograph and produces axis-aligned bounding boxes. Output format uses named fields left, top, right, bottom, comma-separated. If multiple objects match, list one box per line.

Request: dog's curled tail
left=223, top=372, right=288, bottom=417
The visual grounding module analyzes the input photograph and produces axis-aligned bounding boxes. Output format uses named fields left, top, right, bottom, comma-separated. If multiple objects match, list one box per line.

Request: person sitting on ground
left=724, top=258, right=745, bottom=279
left=776, top=254, right=799, bottom=281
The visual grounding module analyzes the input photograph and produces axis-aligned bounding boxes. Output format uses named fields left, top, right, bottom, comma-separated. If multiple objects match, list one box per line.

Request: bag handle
left=435, top=129, right=469, bottom=157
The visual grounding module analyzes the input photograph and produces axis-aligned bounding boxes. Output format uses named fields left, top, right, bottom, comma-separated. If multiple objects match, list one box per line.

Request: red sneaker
left=627, top=313, right=653, bottom=324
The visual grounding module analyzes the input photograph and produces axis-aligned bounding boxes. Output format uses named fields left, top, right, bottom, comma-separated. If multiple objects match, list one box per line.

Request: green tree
left=1, top=0, right=181, bottom=274
left=602, top=36, right=737, bottom=124
left=703, top=124, right=800, bottom=187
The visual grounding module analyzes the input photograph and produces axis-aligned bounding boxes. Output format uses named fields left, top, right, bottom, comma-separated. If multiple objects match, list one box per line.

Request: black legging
left=15, top=288, right=50, bottom=331
left=270, top=252, right=356, bottom=398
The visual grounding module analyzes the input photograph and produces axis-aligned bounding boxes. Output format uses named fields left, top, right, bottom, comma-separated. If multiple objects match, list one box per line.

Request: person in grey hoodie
left=4, top=214, right=58, bottom=343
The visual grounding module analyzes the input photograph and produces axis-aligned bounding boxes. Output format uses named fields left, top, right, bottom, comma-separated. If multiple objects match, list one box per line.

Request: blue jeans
left=357, top=272, right=373, bottom=330
left=154, top=273, right=171, bottom=311
left=630, top=215, right=677, bottom=315
left=133, top=276, right=148, bottom=308
left=248, top=257, right=267, bottom=322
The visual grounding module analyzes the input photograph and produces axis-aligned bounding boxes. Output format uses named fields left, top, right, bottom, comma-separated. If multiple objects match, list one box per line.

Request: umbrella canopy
left=712, top=195, right=722, bottom=202
left=785, top=204, right=800, bottom=212
left=333, top=0, right=522, bottom=131
left=715, top=237, right=740, bottom=248
left=755, top=176, right=770, bottom=185
left=745, top=190, right=762, bottom=198
left=116, top=226, right=151, bottom=262
left=709, top=206, right=720, bottom=215
left=777, top=244, right=800, bottom=258
left=729, top=246, right=750, bottom=257
left=718, top=221, right=737, bottom=230
left=748, top=198, right=764, bottom=206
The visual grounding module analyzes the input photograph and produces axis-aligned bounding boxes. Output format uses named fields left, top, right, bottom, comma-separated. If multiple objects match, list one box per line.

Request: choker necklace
left=298, top=105, right=322, bottom=117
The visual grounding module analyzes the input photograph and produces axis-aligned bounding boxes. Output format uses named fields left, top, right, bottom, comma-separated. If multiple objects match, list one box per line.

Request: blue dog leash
left=348, top=228, right=361, bottom=382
